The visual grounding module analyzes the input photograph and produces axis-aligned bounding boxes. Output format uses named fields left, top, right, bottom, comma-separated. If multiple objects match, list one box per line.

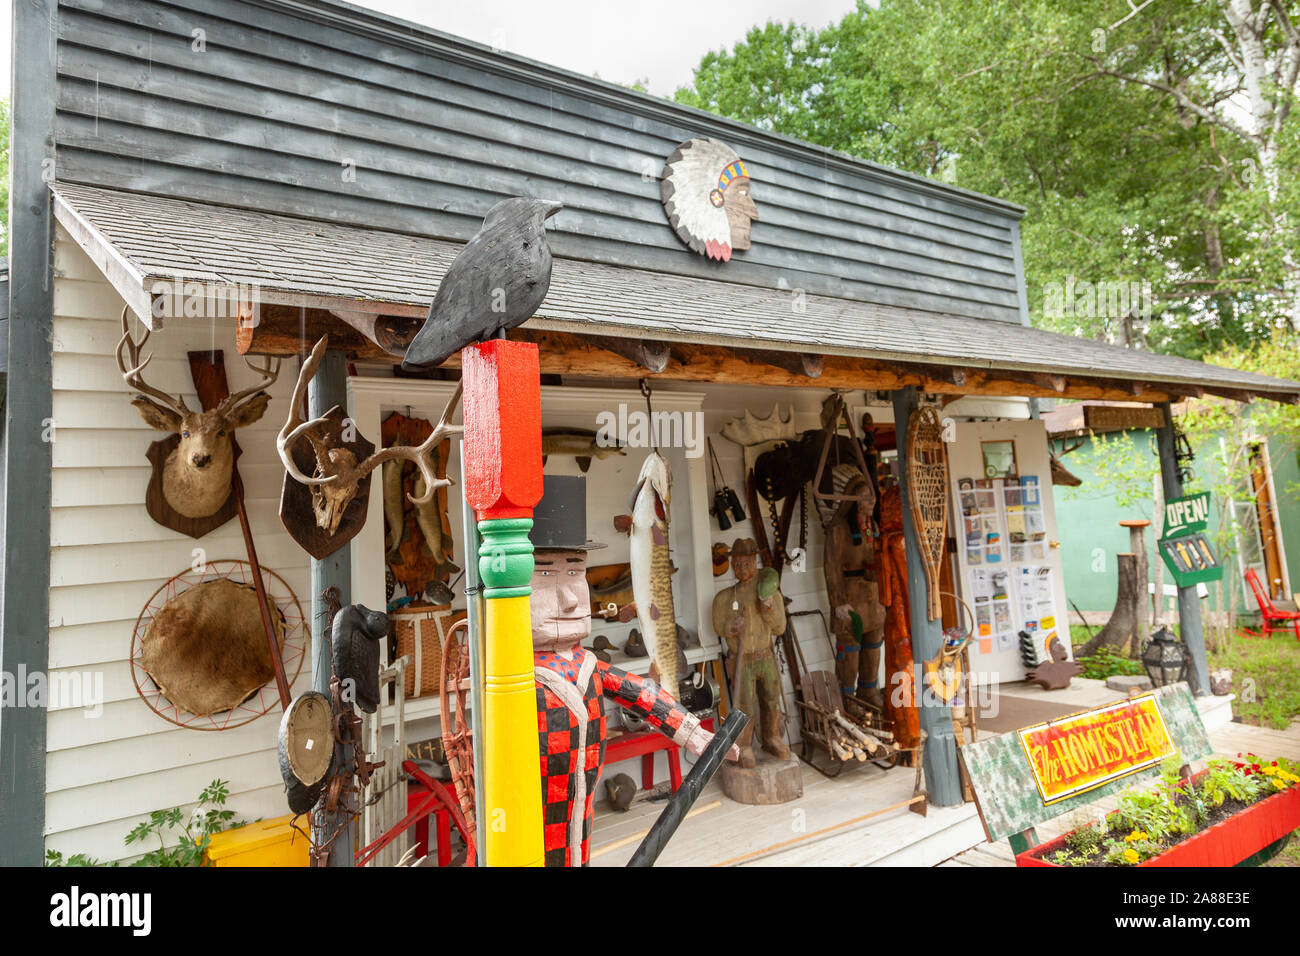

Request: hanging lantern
left=1141, top=626, right=1191, bottom=687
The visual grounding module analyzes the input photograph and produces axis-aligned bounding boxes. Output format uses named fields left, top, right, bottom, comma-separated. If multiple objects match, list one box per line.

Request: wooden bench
left=605, top=717, right=714, bottom=794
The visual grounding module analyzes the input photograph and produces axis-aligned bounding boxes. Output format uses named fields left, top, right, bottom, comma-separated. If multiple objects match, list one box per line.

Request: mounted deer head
left=278, top=336, right=462, bottom=535
left=118, top=308, right=280, bottom=519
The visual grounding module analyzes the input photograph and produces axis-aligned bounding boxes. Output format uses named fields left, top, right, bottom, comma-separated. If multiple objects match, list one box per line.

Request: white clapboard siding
left=45, top=232, right=308, bottom=860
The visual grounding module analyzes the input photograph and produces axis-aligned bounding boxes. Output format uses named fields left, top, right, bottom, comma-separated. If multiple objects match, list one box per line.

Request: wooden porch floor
left=589, top=758, right=985, bottom=867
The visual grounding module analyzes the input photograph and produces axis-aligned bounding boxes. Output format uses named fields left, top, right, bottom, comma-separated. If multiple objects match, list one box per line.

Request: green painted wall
left=1052, top=430, right=1300, bottom=613
left=1053, top=431, right=1162, bottom=613
left=1273, top=442, right=1300, bottom=601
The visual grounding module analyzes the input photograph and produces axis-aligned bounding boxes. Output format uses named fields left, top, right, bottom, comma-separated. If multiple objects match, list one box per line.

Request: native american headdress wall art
left=660, top=138, right=759, bottom=261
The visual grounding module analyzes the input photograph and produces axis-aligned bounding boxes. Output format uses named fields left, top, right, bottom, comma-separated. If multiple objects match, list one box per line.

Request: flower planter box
left=1017, top=776, right=1300, bottom=867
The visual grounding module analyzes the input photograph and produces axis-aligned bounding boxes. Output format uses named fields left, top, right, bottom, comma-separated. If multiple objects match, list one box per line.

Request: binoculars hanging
left=707, top=438, right=746, bottom=530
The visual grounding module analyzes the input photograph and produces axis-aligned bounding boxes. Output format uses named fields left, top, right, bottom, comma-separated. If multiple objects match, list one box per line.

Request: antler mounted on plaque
left=276, top=335, right=462, bottom=558
left=118, top=307, right=280, bottom=533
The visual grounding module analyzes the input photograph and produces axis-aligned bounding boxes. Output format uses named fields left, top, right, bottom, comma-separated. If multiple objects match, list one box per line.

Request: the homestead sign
left=1018, top=696, right=1176, bottom=804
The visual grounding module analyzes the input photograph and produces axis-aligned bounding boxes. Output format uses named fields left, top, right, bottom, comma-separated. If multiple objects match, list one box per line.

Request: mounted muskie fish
left=627, top=452, right=678, bottom=693
left=542, top=428, right=625, bottom=473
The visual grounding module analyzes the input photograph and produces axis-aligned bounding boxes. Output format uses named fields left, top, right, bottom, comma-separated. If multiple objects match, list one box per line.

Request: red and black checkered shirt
left=534, top=646, right=697, bottom=867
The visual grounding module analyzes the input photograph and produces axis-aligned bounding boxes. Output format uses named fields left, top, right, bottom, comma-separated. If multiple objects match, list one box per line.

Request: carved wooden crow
left=403, top=197, right=563, bottom=370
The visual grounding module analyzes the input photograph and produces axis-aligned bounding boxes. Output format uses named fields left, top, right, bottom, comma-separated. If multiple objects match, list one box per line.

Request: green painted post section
left=0, top=0, right=57, bottom=867
left=309, top=348, right=353, bottom=866
left=1155, top=403, right=1210, bottom=696
left=477, top=518, right=535, bottom=597
left=892, top=386, right=963, bottom=807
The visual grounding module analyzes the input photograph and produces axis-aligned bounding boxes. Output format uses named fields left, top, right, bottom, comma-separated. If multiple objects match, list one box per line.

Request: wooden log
left=831, top=709, right=878, bottom=753
left=1078, top=552, right=1140, bottom=657
left=235, top=309, right=1199, bottom=405
left=584, top=334, right=672, bottom=373
left=749, top=349, right=825, bottom=378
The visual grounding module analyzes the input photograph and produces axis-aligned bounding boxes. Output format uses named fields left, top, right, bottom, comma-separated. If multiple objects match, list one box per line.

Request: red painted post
left=461, top=339, right=545, bottom=866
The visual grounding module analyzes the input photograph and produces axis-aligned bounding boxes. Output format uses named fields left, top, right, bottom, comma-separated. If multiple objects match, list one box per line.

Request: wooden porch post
left=0, top=0, right=56, bottom=867
left=891, top=387, right=964, bottom=807
left=1154, top=402, right=1210, bottom=695
left=309, top=347, right=354, bottom=864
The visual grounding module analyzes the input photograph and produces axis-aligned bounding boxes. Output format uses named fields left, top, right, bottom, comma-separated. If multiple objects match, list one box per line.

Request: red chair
left=1243, top=568, right=1300, bottom=640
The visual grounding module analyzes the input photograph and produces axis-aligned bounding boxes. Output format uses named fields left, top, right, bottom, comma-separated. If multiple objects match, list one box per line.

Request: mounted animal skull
left=278, top=335, right=462, bottom=535
left=118, top=308, right=280, bottom=518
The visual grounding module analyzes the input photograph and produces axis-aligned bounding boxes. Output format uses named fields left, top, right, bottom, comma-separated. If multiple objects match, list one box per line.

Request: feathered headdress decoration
left=660, top=138, right=749, bottom=261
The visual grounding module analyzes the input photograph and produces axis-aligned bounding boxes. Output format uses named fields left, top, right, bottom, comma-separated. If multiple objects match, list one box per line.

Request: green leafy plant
left=1076, top=644, right=1145, bottom=680
left=47, top=779, right=243, bottom=867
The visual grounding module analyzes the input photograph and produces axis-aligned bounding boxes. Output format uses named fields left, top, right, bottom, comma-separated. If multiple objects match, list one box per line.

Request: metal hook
left=640, top=379, right=658, bottom=452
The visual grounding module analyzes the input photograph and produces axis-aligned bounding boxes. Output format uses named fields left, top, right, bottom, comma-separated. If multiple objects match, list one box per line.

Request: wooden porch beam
left=749, top=349, right=825, bottom=378
left=230, top=309, right=1290, bottom=405
left=583, top=334, right=672, bottom=373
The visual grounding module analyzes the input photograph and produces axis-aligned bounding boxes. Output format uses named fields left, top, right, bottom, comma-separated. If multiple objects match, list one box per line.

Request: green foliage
left=1075, top=643, right=1145, bottom=680
left=675, top=2, right=1300, bottom=358
left=1044, top=751, right=1296, bottom=865
left=1209, top=635, right=1300, bottom=729
left=44, top=850, right=113, bottom=867
left=46, top=779, right=242, bottom=867
left=0, top=97, right=8, bottom=259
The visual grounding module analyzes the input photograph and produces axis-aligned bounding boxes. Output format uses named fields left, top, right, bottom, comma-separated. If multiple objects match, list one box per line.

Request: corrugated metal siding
left=45, top=230, right=310, bottom=861
left=53, top=0, right=1026, bottom=323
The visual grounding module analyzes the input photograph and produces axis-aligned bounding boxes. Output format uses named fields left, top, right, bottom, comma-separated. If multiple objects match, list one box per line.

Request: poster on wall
left=959, top=467, right=1061, bottom=660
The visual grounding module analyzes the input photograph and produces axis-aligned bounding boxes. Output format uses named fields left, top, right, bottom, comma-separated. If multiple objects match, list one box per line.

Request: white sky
left=1, top=0, right=860, bottom=100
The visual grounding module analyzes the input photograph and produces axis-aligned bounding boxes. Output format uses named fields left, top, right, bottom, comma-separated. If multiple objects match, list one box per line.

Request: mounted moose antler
left=118, top=307, right=280, bottom=518
left=278, top=335, right=463, bottom=535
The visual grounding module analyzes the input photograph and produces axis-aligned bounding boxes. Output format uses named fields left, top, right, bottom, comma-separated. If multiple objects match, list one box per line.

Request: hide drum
left=141, top=578, right=286, bottom=716
left=389, top=603, right=464, bottom=698
left=281, top=692, right=333, bottom=786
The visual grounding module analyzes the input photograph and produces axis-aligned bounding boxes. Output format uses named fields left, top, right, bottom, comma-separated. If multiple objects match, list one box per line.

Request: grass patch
left=1265, top=830, right=1300, bottom=868
left=1209, top=637, right=1300, bottom=730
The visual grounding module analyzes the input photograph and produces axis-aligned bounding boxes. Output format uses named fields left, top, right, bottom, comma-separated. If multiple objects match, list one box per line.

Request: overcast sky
left=1, top=0, right=860, bottom=100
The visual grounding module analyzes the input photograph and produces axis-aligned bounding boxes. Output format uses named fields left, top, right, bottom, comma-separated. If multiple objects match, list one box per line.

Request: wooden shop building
left=5, top=0, right=1300, bottom=866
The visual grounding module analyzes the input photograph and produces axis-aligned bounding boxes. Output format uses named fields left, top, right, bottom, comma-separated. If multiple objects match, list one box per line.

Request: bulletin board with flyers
left=948, top=420, right=1072, bottom=682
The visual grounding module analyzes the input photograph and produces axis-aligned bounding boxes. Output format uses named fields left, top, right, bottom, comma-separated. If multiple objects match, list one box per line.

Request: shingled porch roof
left=51, top=182, right=1300, bottom=404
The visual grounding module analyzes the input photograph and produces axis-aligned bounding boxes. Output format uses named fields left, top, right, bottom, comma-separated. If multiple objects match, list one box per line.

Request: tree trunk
left=1080, top=553, right=1139, bottom=657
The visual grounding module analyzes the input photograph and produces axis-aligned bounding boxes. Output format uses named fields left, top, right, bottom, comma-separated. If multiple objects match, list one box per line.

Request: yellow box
left=205, top=814, right=310, bottom=867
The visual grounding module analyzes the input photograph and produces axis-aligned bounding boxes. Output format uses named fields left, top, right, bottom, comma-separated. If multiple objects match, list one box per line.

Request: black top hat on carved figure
left=530, top=475, right=606, bottom=552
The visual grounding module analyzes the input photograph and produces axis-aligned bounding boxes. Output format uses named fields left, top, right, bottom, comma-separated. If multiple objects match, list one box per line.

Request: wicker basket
left=389, top=603, right=463, bottom=699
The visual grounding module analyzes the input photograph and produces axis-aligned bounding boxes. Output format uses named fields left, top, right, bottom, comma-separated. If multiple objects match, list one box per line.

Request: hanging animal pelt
left=625, top=452, right=679, bottom=693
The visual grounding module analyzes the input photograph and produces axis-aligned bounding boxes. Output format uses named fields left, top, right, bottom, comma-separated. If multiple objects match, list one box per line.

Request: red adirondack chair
left=1243, top=568, right=1300, bottom=641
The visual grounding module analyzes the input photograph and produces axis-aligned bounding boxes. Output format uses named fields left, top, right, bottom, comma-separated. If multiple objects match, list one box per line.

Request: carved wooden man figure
left=528, top=476, right=731, bottom=867
left=712, top=538, right=791, bottom=768
left=821, top=465, right=887, bottom=708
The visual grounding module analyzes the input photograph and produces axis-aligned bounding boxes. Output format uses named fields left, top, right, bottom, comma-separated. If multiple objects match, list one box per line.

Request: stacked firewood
left=824, top=708, right=895, bottom=763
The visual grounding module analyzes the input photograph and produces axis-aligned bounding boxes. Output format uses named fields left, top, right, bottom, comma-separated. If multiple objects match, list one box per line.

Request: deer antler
left=217, top=353, right=281, bottom=416
left=116, top=307, right=191, bottom=415
left=277, top=335, right=336, bottom=486
left=353, top=383, right=464, bottom=504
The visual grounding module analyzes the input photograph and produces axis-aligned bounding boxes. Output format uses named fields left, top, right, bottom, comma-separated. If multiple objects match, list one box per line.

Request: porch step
left=1196, top=692, right=1235, bottom=733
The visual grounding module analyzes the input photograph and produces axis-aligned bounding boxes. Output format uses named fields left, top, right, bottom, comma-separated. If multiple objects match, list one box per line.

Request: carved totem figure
left=527, top=476, right=732, bottom=867
left=821, top=465, right=887, bottom=707
left=712, top=538, right=792, bottom=768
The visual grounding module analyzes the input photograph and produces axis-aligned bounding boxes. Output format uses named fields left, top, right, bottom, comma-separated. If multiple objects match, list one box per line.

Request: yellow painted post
left=462, top=340, right=545, bottom=866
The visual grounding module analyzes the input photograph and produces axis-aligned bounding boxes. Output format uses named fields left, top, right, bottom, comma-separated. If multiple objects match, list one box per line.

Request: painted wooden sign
left=1157, top=531, right=1222, bottom=587
left=1163, top=491, right=1211, bottom=537
left=661, top=138, right=758, bottom=261
left=1019, top=695, right=1175, bottom=804
left=960, top=683, right=1211, bottom=843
